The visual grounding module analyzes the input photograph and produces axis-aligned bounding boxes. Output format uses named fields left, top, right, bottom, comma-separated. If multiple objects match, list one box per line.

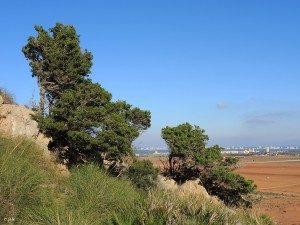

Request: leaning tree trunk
left=38, top=77, right=46, bottom=117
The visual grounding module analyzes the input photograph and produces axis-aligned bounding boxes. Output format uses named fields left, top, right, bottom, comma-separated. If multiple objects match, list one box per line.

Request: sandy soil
left=140, top=155, right=300, bottom=225
left=235, top=157, right=300, bottom=225
left=253, top=194, right=300, bottom=225
left=236, top=162, right=300, bottom=194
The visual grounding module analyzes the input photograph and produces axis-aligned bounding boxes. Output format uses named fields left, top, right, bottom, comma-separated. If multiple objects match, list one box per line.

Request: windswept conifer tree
left=23, top=23, right=151, bottom=166
left=162, top=123, right=255, bottom=207
left=22, top=23, right=93, bottom=115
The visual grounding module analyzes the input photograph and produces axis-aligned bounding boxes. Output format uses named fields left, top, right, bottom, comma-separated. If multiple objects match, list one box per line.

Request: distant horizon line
left=137, top=145, right=300, bottom=150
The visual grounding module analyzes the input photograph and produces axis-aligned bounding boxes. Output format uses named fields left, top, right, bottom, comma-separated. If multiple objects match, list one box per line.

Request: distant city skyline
left=136, top=145, right=300, bottom=150
left=1, top=1, right=300, bottom=148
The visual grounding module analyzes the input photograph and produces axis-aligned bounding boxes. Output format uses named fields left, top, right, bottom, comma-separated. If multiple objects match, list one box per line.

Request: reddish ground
left=236, top=157, right=300, bottom=225
left=140, top=155, right=300, bottom=225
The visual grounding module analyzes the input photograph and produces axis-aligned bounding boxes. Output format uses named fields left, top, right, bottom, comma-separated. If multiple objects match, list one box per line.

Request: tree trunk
left=38, top=78, right=45, bottom=117
left=169, top=155, right=173, bottom=175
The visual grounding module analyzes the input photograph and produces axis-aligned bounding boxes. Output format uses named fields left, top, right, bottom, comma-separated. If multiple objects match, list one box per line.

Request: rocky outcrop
left=0, top=104, right=37, bottom=137
left=156, top=175, right=219, bottom=203
left=156, top=174, right=178, bottom=192
left=0, top=104, right=50, bottom=156
left=179, top=179, right=210, bottom=199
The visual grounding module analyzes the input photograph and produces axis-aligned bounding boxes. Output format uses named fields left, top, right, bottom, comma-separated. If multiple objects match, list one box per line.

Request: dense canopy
left=23, top=23, right=151, bottom=166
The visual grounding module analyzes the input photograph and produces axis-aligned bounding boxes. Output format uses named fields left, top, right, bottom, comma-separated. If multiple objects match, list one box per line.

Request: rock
left=156, top=175, right=178, bottom=192
left=0, top=104, right=50, bottom=157
left=0, top=104, right=39, bottom=137
left=179, top=179, right=210, bottom=199
left=156, top=175, right=221, bottom=204
left=0, top=95, right=3, bottom=104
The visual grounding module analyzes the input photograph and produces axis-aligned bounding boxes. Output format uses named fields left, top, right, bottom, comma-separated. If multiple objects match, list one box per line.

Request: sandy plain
left=236, top=156, right=300, bottom=225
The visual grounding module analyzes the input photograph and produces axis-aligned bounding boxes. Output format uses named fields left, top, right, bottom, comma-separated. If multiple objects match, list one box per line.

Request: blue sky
left=1, top=1, right=300, bottom=147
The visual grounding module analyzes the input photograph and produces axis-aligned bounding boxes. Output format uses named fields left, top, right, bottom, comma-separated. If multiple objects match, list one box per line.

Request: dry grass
left=0, top=88, right=15, bottom=104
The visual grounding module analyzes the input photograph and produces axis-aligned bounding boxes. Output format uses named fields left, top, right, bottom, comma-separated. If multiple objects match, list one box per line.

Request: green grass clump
left=127, top=159, right=159, bottom=190
left=0, top=135, right=275, bottom=225
left=65, top=164, right=141, bottom=223
left=0, top=135, right=58, bottom=224
left=24, top=164, right=142, bottom=225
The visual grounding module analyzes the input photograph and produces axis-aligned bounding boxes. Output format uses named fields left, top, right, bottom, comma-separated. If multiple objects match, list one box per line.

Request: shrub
left=222, top=156, right=239, bottom=169
left=127, top=160, right=159, bottom=190
left=200, top=167, right=256, bottom=207
left=161, top=123, right=256, bottom=207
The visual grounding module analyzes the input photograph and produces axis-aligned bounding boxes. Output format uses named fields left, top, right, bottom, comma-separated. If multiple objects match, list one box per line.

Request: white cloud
left=216, top=102, right=229, bottom=109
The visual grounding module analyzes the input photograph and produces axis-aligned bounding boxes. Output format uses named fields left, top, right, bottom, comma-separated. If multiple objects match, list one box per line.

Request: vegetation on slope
left=0, top=135, right=59, bottom=224
left=22, top=23, right=256, bottom=209
left=0, top=135, right=275, bottom=225
left=0, top=21, right=276, bottom=224
left=162, top=123, right=256, bottom=207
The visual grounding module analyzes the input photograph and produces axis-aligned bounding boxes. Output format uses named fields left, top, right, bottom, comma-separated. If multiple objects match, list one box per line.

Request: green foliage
left=224, top=156, right=239, bottom=165
left=0, top=135, right=58, bottom=224
left=22, top=23, right=93, bottom=112
left=34, top=79, right=150, bottom=166
left=200, top=167, right=256, bottom=207
left=0, top=87, right=15, bottom=104
left=198, top=145, right=223, bottom=166
left=24, top=23, right=151, bottom=167
left=222, top=156, right=239, bottom=168
left=161, top=123, right=256, bottom=207
left=161, top=123, right=222, bottom=182
left=25, top=164, right=142, bottom=225
left=0, top=137, right=273, bottom=225
left=34, top=79, right=111, bottom=164
left=127, top=160, right=159, bottom=190
left=65, top=164, right=141, bottom=223
left=162, top=123, right=208, bottom=160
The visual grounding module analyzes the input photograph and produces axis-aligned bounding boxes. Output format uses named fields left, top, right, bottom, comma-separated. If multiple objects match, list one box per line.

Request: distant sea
left=135, top=149, right=170, bottom=155
left=229, top=149, right=300, bottom=153
left=135, top=148, right=300, bottom=156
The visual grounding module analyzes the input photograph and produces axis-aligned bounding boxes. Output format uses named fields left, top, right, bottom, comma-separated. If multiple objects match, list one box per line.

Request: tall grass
left=64, top=165, right=141, bottom=224
left=0, top=135, right=275, bottom=225
left=0, top=136, right=141, bottom=224
left=0, top=87, right=15, bottom=104
left=24, top=164, right=143, bottom=224
left=0, top=135, right=58, bottom=224
left=119, top=190, right=275, bottom=225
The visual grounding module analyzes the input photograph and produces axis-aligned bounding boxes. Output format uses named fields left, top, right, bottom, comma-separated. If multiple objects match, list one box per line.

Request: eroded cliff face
left=0, top=104, right=38, bottom=137
left=0, top=102, right=50, bottom=156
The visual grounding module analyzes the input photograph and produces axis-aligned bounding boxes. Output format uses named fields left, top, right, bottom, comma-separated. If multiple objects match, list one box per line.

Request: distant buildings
left=265, top=147, right=270, bottom=154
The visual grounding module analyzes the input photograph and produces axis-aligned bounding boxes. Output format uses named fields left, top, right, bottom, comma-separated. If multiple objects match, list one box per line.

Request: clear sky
left=1, top=1, right=300, bottom=148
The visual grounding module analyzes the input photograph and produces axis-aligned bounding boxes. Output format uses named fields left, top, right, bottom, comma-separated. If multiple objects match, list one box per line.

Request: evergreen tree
left=22, top=23, right=93, bottom=115
left=162, top=123, right=255, bottom=207
left=162, top=123, right=222, bottom=181
left=24, top=23, right=151, bottom=166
